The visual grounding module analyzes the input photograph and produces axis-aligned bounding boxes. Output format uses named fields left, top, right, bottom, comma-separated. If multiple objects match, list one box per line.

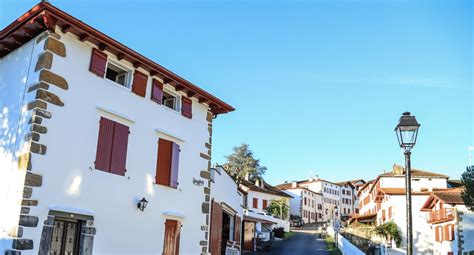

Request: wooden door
left=243, top=221, right=255, bottom=251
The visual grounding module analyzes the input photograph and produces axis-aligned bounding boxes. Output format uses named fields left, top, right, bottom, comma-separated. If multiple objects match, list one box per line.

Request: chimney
left=393, top=164, right=404, bottom=175
left=292, top=181, right=297, bottom=188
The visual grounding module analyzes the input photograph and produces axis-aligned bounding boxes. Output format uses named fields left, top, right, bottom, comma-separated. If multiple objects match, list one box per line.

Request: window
left=95, top=117, right=129, bottom=176
left=106, top=62, right=130, bottom=87
left=163, top=219, right=181, bottom=255
left=253, top=198, right=258, bottom=209
left=163, top=90, right=179, bottom=111
left=263, top=199, right=268, bottom=209
left=156, top=138, right=180, bottom=188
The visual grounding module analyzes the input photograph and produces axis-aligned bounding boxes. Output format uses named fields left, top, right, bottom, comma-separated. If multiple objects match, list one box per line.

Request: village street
left=248, top=231, right=329, bottom=255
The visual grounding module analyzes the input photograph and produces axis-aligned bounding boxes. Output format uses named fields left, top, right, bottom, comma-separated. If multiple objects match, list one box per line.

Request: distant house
left=336, top=181, right=357, bottom=219
left=239, top=177, right=292, bottom=252
left=420, top=188, right=474, bottom=254
left=276, top=182, right=324, bottom=224
left=0, top=2, right=234, bottom=255
left=298, top=177, right=342, bottom=222
left=351, top=165, right=450, bottom=253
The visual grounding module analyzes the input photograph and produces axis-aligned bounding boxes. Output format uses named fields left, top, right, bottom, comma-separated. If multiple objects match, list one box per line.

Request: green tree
left=266, top=199, right=289, bottom=219
left=224, top=144, right=267, bottom=180
left=461, top=166, right=474, bottom=211
left=372, top=221, right=402, bottom=247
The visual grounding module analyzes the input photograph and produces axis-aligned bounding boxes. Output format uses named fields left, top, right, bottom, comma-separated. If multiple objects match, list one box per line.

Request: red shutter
left=181, top=97, right=192, bottom=118
left=210, top=201, right=223, bottom=255
left=151, top=79, right=164, bottom=104
left=95, top=117, right=114, bottom=172
left=131, top=70, right=148, bottom=97
left=263, top=200, right=268, bottom=209
left=156, top=139, right=172, bottom=186
left=170, top=142, right=180, bottom=188
left=253, top=198, right=258, bottom=209
left=110, top=122, right=129, bottom=176
left=163, top=219, right=180, bottom=255
left=234, top=215, right=241, bottom=245
left=89, top=48, right=107, bottom=77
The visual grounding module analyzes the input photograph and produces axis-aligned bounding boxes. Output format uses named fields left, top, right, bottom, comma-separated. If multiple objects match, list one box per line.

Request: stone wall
left=5, top=30, right=70, bottom=255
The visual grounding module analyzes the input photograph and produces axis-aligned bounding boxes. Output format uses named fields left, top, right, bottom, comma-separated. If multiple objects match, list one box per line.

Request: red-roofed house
left=420, top=188, right=474, bottom=254
left=0, top=2, right=233, bottom=254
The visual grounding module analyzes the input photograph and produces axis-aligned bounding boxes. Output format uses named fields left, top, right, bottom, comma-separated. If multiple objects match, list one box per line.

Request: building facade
left=351, top=165, right=450, bottom=254
left=0, top=2, right=234, bottom=255
left=298, top=178, right=341, bottom=222
left=420, top=188, right=474, bottom=254
left=276, top=182, right=324, bottom=224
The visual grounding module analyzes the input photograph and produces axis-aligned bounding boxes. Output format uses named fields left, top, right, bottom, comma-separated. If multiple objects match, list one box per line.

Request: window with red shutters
left=156, top=138, right=180, bottom=188
left=163, top=219, right=181, bottom=255
left=181, top=97, right=192, bottom=118
left=170, top=142, right=180, bottom=188
left=94, top=117, right=129, bottom=176
left=263, top=199, right=268, bottom=209
left=131, top=70, right=148, bottom=97
left=151, top=79, right=164, bottom=104
left=89, top=48, right=108, bottom=77
left=253, top=198, right=258, bottom=209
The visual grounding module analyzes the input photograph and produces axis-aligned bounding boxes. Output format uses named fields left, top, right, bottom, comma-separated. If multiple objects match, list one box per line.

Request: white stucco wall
left=380, top=177, right=447, bottom=191
left=284, top=189, right=302, bottom=217
left=12, top=30, right=219, bottom=254
left=210, top=168, right=244, bottom=218
left=0, top=36, right=44, bottom=252
left=247, top=190, right=290, bottom=218
left=459, top=205, right=474, bottom=253
left=389, top=195, right=433, bottom=254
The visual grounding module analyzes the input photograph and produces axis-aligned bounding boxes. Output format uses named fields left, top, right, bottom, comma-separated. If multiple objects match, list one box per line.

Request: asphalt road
left=248, top=231, right=330, bottom=255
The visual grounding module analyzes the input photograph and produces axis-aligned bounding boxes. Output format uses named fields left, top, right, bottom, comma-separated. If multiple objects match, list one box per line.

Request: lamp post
left=394, top=112, right=420, bottom=255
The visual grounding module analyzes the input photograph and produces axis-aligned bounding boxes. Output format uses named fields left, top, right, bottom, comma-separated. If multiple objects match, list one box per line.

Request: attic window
left=163, top=90, right=180, bottom=111
left=106, top=62, right=130, bottom=87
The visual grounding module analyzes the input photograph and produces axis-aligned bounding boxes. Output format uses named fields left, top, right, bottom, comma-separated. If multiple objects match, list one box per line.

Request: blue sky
left=1, top=0, right=472, bottom=185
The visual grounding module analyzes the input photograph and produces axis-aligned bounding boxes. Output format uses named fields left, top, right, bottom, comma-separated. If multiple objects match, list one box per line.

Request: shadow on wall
left=0, top=40, right=36, bottom=240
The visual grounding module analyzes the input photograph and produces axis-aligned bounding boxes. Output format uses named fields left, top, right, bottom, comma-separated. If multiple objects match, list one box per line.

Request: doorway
left=243, top=221, right=255, bottom=251
left=49, top=218, right=82, bottom=255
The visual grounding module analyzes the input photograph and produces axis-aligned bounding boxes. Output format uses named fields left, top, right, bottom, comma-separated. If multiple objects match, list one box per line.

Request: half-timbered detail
left=0, top=2, right=233, bottom=254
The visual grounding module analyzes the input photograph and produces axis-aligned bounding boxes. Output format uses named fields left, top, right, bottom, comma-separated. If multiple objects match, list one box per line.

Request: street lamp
left=395, top=112, right=420, bottom=255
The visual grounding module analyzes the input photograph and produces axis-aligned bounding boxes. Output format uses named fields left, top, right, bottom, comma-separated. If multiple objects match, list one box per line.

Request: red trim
left=0, top=2, right=234, bottom=115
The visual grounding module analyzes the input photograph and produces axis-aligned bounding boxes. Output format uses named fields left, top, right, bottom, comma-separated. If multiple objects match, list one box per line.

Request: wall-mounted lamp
left=137, top=197, right=148, bottom=212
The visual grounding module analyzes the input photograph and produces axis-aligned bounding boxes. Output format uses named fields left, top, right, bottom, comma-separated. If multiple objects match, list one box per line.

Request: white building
left=239, top=177, right=291, bottom=252
left=420, top=187, right=474, bottom=254
left=276, top=182, right=324, bottom=224
left=336, top=181, right=356, bottom=219
left=351, top=165, right=450, bottom=254
left=0, top=2, right=234, bottom=255
left=298, top=178, right=342, bottom=222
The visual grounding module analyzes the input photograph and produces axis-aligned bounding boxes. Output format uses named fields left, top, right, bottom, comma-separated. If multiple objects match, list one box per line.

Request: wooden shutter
left=181, top=97, right=192, bottom=118
left=110, top=122, right=129, bottom=176
left=263, top=200, right=268, bottom=209
left=156, top=139, right=172, bottom=186
left=151, top=79, right=164, bottom=104
left=170, top=142, right=180, bottom=188
left=89, top=48, right=107, bottom=77
left=131, top=70, right=148, bottom=97
left=253, top=198, right=258, bottom=209
left=95, top=117, right=114, bottom=172
left=209, top=201, right=223, bottom=255
left=234, top=215, right=241, bottom=245
left=163, top=219, right=180, bottom=255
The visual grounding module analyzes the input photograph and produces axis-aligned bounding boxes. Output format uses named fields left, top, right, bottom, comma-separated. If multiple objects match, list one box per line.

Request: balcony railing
left=428, top=208, right=455, bottom=223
